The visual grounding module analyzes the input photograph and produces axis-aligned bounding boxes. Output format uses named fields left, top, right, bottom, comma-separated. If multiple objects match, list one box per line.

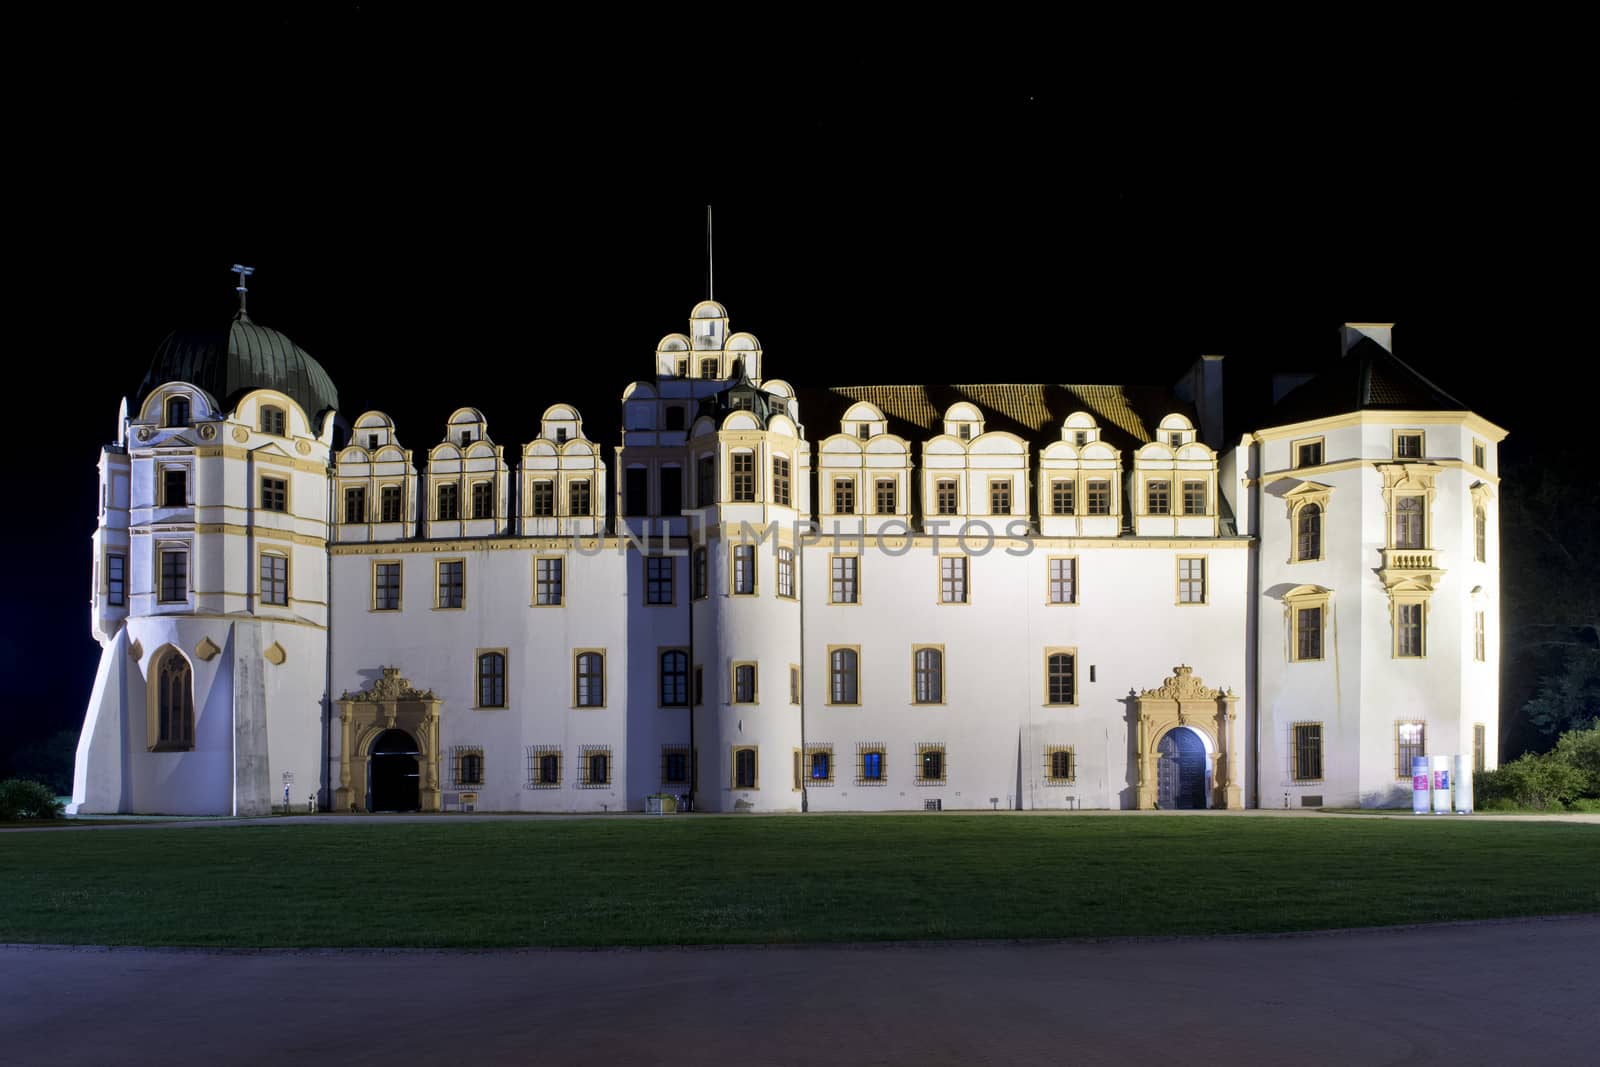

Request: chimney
left=1341, top=323, right=1393, bottom=355
left=1173, top=355, right=1225, bottom=448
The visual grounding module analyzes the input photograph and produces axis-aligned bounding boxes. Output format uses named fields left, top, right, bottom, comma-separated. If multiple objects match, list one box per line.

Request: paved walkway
left=3, top=916, right=1596, bottom=1065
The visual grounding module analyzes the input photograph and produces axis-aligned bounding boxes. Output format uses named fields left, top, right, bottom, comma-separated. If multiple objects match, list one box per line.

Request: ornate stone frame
left=1135, top=665, right=1241, bottom=809
left=334, top=667, right=443, bottom=812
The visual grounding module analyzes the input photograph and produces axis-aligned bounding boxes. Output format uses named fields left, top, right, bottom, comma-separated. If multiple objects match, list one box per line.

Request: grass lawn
left=1, top=815, right=1596, bottom=948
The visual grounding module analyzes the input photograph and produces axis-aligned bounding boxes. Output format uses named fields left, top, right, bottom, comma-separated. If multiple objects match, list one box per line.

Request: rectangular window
left=662, top=746, right=690, bottom=787
left=732, top=453, right=755, bottom=502
left=261, top=406, right=286, bottom=436
left=940, top=556, right=968, bottom=604
left=809, top=750, right=833, bottom=784
left=530, top=480, right=554, bottom=517
left=1395, top=432, right=1424, bottom=459
left=438, top=560, right=464, bottom=609
left=772, top=457, right=791, bottom=507
left=374, top=562, right=400, bottom=610
left=1046, top=651, right=1076, bottom=705
left=1475, top=610, right=1486, bottom=662
left=261, top=477, right=288, bottom=513
left=693, top=547, right=708, bottom=600
left=454, top=748, right=484, bottom=787
left=1048, top=557, right=1077, bottom=605
left=875, top=478, right=897, bottom=515
left=471, top=480, right=494, bottom=519
left=575, top=652, right=605, bottom=707
left=158, top=549, right=188, bottom=602
left=1397, top=721, right=1425, bottom=778
left=260, top=553, right=288, bottom=606
left=646, top=556, right=673, bottom=605
left=1292, top=723, right=1323, bottom=781
left=789, top=665, right=801, bottom=705
left=1397, top=602, right=1425, bottom=657
left=696, top=456, right=715, bottom=507
left=914, top=647, right=943, bottom=704
left=1146, top=480, right=1170, bottom=515
left=732, top=545, right=756, bottom=594
left=660, top=467, right=683, bottom=516
left=1296, top=606, right=1323, bottom=661
left=935, top=479, right=958, bottom=515
left=776, top=546, right=795, bottom=599
left=857, top=745, right=885, bottom=784
left=918, top=745, right=946, bottom=783
left=163, top=467, right=187, bottom=508
left=1086, top=480, right=1110, bottom=515
left=833, top=478, right=855, bottom=515
left=989, top=479, right=1011, bottom=515
left=693, top=666, right=704, bottom=707
left=581, top=748, right=612, bottom=787
left=1295, top=439, right=1324, bottom=468
left=1178, top=557, right=1206, bottom=604
left=343, top=486, right=367, bottom=524
left=534, top=557, right=563, bottom=606
left=528, top=747, right=562, bottom=788
left=477, top=652, right=506, bottom=708
left=829, top=648, right=859, bottom=705
left=1473, top=442, right=1486, bottom=469
left=1395, top=496, right=1425, bottom=549
left=624, top=468, right=648, bottom=517
left=1474, top=724, right=1486, bottom=773
left=700, top=356, right=719, bottom=379
left=830, top=556, right=858, bottom=604
left=1182, top=480, right=1206, bottom=515
left=568, top=480, right=591, bottom=516
left=1474, top=506, right=1487, bottom=563
left=1050, top=479, right=1074, bottom=515
left=734, top=663, right=757, bottom=704
left=1046, top=747, right=1075, bottom=783
left=660, top=650, right=688, bottom=707
left=435, top=482, right=458, bottom=520
left=380, top=485, right=402, bottom=523
left=733, top=747, right=758, bottom=789
left=107, top=553, right=126, bottom=606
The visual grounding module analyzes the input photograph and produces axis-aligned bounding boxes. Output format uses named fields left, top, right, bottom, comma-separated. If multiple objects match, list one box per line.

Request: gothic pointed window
left=154, top=652, right=194, bottom=750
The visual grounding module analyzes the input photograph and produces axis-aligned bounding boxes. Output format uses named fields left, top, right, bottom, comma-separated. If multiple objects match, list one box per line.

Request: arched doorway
left=1157, top=727, right=1208, bottom=809
left=368, top=729, right=421, bottom=812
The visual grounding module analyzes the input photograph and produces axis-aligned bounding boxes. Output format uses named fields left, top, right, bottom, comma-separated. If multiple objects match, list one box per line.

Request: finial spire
left=706, top=205, right=714, bottom=302
left=231, top=264, right=255, bottom=318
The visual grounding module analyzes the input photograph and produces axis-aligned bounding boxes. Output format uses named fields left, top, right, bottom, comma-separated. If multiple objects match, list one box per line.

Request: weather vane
left=231, top=264, right=255, bottom=316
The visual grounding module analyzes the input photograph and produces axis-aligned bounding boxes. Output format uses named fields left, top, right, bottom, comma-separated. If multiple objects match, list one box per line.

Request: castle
left=71, top=281, right=1504, bottom=814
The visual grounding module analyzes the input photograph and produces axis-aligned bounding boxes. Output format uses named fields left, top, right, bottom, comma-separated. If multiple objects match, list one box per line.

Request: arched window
left=829, top=648, right=858, bottom=705
left=575, top=652, right=605, bottom=707
left=1474, top=505, right=1487, bottom=562
left=477, top=652, right=506, bottom=708
left=1046, top=652, right=1076, bottom=706
left=734, top=747, right=758, bottom=788
left=660, top=650, right=688, bottom=707
left=154, top=652, right=194, bottom=750
left=165, top=396, right=190, bottom=427
left=260, top=406, right=286, bottom=435
left=1297, top=504, right=1322, bottom=561
left=914, top=648, right=943, bottom=704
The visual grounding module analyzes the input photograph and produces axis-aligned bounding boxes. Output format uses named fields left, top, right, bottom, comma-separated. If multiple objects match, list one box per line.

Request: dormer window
left=958, top=424, right=972, bottom=441
left=1074, top=431, right=1088, bottom=447
left=260, top=406, right=286, bottom=436
left=166, top=396, right=190, bottom=427
left=676, top=358, right=688, bottom=378
left=460, top=431, right=472, bottom=446
left=367, top=433, right=379, bottom=451
left=731, top=396, right=751, bottom=412
left=555, top=427, right=569, bottom=444
left=1395, top=432, right=1423, bottom=459
left=857, top=424, right=870, bottom=441
left=700, top=357, right=719, bottom=380
left=1168, top=432, right=1183, bottom=447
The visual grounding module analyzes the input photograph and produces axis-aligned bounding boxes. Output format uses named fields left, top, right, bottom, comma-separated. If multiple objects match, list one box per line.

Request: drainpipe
left=687, top=514, right=696, bottom=811
left=798, top=519, right=808, bottom=814
left=324, top=445, right=335, bottom=813
left=1247, top=433, right=1261, bottom=809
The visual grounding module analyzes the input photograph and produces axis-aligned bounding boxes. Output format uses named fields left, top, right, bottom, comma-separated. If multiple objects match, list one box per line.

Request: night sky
left=4, top=10, right=1584, bottom=766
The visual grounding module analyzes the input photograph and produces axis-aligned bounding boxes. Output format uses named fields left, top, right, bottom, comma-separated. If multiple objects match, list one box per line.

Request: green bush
left=0, top=778, right=65, bottom=821
left=1475, top=752, right=1584, bottom=810
left=1553, top=718, right=1600, bottom=798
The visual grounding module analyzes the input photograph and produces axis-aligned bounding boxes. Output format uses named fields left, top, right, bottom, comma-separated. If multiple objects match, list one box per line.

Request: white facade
left=74, top=304, right=1505, bottom=815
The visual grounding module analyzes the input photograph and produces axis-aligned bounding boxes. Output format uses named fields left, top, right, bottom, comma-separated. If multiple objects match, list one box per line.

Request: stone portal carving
left=1134, top=665, right=1242, bottom=809
left=333, top=667, right=443, bottom=812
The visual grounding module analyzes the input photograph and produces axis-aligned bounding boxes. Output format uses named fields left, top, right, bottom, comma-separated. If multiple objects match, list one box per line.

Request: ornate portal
left=333, top=667, right=443, bottom=812
left=1134, top=665, right=1242, bottom=809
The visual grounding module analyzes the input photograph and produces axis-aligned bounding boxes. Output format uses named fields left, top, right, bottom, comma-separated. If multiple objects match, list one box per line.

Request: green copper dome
left=136, top=311, right=340, bottom=428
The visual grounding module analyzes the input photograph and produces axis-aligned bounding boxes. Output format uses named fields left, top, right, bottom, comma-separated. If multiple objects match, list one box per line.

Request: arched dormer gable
left=136, top=382, right=218, bottom=426
left=623, top=382, right=658, bottom=431
left=1079, top=440, right=1119, bottom=461
left=943, top=402, right=984, bottom=442
left=690, top=300, right=728, bottom=351
left=560, top=438, right=596, bottom=458
left=1135, top=441, right=1177, bottom=461
left=622, top=381, right=658, bottom=402
left=522, top=438, right=558, bottom=460
left=968, top=431, right=1028, bottom=457
left=1041, top=440, right=1082, bottom=462
left=726, top=334, right=762, bottom=382
left=923, top=436, right=969, bottom=457
left=690, top=415, right=719, bottom=439
left=1155, top=413, right=1197, bottom=449
left=821, top=435, right=865, bottom=457
left=463, top=440, right=497, bottom=460
left=350, top=411, right=402, bottom=454
left=767, top=412, right=799, bottom=438
left=1061, top=411, right=1102, bottom=447
left=236, top=388, right=313, bottom=439
left=721, top=410, right=763, bottom=432
left=427, top=441, right=463, bottom=463
left=539, top=403, right=585, bottom=445
left=444, top=407, right=491, bottom=448
left=1175, top=441, right=1216, bottom=462
left=842, top=400, right=887, bottom=442
left=864, top=434, right=911, bottom=457
left=656, top=334, right=692, bottom=378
